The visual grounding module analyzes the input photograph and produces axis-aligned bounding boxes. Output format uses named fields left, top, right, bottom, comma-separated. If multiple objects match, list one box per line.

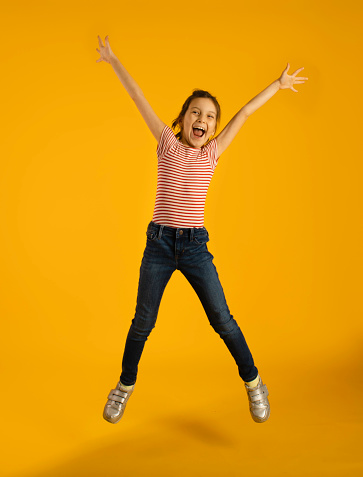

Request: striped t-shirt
left=151, top=125, right=220, bottom=228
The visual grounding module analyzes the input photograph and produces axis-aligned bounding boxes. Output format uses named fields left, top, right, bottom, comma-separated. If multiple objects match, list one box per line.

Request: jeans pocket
left=146, top=230, right=157, bottom=241
left=193, top=233, right=209, bottom=244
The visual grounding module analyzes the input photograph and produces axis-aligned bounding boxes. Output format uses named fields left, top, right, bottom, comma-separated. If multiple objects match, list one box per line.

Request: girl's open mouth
left=193, top=127, right=205, bottom=138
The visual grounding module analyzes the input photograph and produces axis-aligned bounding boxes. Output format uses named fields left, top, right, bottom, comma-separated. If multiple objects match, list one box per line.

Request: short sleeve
left=203, top=138, right=220, bottom=171
left=156, top=125, right=178, bottom=161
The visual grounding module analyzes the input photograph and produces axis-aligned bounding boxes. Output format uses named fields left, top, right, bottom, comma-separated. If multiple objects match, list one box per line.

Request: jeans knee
left=211, top=314, right=239, bottom=338
left=129, top=314, right=156, bottom=340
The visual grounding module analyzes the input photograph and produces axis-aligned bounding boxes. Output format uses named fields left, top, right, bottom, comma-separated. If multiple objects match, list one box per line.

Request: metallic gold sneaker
left=103, top=381, right=135, bottom=424
left=245, top=375, right=270, bottom=423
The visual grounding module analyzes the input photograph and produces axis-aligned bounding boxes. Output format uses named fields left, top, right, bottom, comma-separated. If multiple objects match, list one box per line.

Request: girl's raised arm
left=96, top=36, right=166, bottom=144
left=215, top=63, right=308, bottom=157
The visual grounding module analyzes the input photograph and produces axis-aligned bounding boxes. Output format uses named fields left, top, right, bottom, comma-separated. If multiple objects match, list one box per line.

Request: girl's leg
left=179, top=239, right=258, bottom=382
left=120, top=233, right=176, bottom=385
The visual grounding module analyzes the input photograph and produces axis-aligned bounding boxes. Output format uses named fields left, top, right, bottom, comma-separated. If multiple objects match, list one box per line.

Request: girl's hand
left=96, top=35, right=115, bottom=64
left=278, top=63, right=308, bottom=92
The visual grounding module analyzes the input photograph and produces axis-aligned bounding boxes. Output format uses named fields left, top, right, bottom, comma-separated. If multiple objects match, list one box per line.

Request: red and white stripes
left=151, top=125, right=220, bottom=228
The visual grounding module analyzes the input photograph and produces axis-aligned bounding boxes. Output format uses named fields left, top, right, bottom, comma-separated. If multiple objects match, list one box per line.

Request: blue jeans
left=120, top=221, right=258, bottom=385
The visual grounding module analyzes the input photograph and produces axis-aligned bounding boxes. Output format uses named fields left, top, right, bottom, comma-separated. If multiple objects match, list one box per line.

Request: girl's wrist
left=109, top=53, right=118, bottom=65
left=275, top=78, right=282, bottom=90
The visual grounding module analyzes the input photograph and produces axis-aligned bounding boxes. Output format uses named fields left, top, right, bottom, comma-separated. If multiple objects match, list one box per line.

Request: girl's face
left=180, top=98, right=217, bottom=149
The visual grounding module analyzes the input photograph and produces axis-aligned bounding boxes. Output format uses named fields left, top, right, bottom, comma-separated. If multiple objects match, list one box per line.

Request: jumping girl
left=96, top=35, right=308, bottom=424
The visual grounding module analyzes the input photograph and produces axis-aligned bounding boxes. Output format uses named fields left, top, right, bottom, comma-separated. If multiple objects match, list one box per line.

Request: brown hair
left=171, top=89, right=221, bottom=142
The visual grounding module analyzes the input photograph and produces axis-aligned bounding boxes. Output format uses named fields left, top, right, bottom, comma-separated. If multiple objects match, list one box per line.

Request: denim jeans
left=120, top=221, right=258, bottom=385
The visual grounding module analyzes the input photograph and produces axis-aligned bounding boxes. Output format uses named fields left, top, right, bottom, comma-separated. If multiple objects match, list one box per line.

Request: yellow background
left=1, top=0, right=362, bottom=475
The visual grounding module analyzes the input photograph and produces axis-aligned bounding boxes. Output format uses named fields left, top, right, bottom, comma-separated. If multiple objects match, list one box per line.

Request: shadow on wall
left=26, top=414, right=237, bottom=477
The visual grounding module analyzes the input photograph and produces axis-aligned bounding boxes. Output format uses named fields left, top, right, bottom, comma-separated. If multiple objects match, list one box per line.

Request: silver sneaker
left=103, top=381, right=135, bottom=424
left=245, top=375, right=270, bottom=423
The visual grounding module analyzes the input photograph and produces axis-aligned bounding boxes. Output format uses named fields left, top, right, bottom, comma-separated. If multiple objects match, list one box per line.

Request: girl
left=96, top=35, right=308, bottom=424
